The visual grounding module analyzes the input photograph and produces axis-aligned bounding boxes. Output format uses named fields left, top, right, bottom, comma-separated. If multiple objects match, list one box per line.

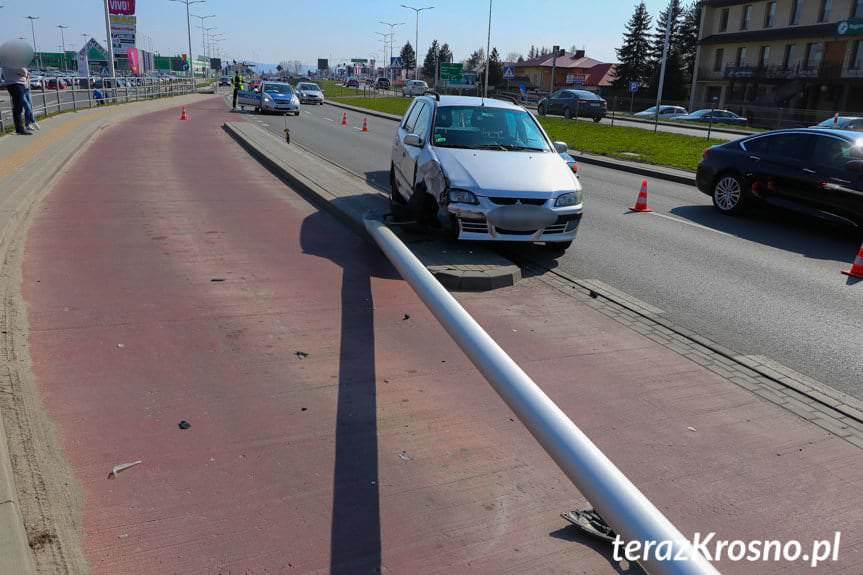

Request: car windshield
left=298, top=83, right=320, bottom=91
left=263, top=84, right=293, bottom=94
left=689, top=110, right=711, bottom=117
left=432, top=106, right=550, bottom=152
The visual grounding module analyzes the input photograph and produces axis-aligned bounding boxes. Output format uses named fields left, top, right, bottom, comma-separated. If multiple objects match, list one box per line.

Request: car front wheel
left=564, top=107, right=573, bottom=120
left=712, top=173, right=748, bottom=214
left=538, top=104, right=546, bottom=116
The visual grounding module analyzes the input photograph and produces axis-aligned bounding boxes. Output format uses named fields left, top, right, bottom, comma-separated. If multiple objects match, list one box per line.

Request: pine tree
left=678, top=2, right=702, bottom=82
left=487, top=47, right=503, bottom=87
left=400, top=42, right=416, bottom=72
left=438, top=43, right=453, bottom=66
left=528, top=45, right=536, bottom=59
left=422, top=39, right=440, bottom=81
left=613, top=2, right=653, bottom=90
left=464, top=47, right=485, bottom=72
left=648, top=0, right=687, bottom=100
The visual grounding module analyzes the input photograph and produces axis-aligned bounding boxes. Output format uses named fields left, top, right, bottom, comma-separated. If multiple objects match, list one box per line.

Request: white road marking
left=647, top=211, right=736, bottom=238
left=323, top=117, right=334, bottom=122
left=352, top=127, right=361, bottom=131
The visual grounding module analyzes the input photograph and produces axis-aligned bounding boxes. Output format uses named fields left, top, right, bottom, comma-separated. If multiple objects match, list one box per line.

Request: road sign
left=351, top=58, right=368, bottom=64
left=390, top=56, right=403, bottom=68
left=629, top=81, right=639, bottom=93
left=439, top=62, right=463, bottom=81
left=503, top=65, right=515, bottom=80
left=837, top=19, right=863, bottom=35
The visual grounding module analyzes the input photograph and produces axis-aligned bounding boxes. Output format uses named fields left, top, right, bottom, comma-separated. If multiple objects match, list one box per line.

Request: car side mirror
left=554, top=141, right=569, bottom=154
left=404, top=134, right=423, bottom=147
left=845, top=160, right=863, bottom=173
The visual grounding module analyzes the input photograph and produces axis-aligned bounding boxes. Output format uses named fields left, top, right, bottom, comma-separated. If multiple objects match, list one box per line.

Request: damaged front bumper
left=448, top=198, right=583, bottom=242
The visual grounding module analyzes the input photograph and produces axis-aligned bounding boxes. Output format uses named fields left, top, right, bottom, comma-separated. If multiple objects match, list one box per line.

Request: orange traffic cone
left=179, top=106, right=189, bottom=121
left=842, top=242, right=863, bottom=279
left=341, top=111, right=347, bottom=126
left=362, top=117, right=369, bottom=132
left=630, top=180, right=652, bottom=212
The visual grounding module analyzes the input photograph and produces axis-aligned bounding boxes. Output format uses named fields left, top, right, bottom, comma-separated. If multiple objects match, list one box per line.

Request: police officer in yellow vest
left=232, top=72, right=244, bottom=109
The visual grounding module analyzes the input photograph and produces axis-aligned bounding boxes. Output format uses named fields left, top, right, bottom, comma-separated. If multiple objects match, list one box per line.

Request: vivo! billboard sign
left=108, top=0, right=136, bottom=15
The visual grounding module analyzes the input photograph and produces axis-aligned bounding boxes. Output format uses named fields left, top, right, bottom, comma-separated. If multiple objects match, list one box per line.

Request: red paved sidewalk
left=21, top=98, right=863, bottom=574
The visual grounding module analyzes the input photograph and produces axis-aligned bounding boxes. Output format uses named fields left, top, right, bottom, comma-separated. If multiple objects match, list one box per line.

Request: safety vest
left=232, top=76, right=243, bottom=90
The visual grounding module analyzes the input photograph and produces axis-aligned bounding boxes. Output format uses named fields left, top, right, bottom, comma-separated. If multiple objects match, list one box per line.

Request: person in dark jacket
left=231, top=72, right=244, bottom=109
left=2, top=66, right=32, bottom=135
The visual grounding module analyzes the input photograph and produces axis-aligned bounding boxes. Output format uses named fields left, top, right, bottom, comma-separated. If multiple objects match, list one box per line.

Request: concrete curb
left=223, top=121, right=521, bottom=291
left=510, top=257, right=863, bottom=439
left=325, top=100, right=403, bottom=122
left=0, top=415, right=34, bottom=575
left=569, top=152, right=697, bottom=186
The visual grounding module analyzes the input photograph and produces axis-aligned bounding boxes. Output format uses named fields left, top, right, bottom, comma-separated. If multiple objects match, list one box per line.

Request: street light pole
left=191, top=13, right=215, bottom=77
left=58, top=25, right=69, bottom=72
left=378, top=21, right=404, bottom=82
left=654, top=0, right=674, bottom=133
left=102, top=0, right=116, bottom=78
left=169, top=0, right=206, bottom=79
left=400, top=5, right=433, bottom=80
left=26, top=16, right=43, bottom=70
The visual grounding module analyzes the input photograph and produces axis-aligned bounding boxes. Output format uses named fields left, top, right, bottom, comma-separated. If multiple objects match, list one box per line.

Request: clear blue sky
left=1, top=1, right=672, bottom=67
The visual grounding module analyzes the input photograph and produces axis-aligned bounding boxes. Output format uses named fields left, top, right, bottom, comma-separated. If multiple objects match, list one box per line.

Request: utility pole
left=191, top=13, right=215, bottom=78
left=169, top=0, right=206, bottom=78
left=58, top=25, right=69, bottom=72
left=26, top=16, right=43, bottom=70
left=102, top=0, right=116, bottom=77
left=401, top=4, right=433, bottom=80
left=550, top=45, right=560, bottom=95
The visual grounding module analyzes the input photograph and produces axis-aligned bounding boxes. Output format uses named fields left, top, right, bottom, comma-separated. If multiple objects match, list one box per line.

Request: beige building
left=691, top=0, right=863, bottom=114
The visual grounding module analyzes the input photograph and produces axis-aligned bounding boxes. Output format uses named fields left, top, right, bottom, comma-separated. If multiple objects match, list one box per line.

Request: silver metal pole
left=654, top=0, right=673, bottom=133
left=483, top=0, right=492, bottom=98
left=102, top=0, right=116, bottom=78
left=27, top=16, right=43, bottom=70
left=363, top=217, right=721, bottom=575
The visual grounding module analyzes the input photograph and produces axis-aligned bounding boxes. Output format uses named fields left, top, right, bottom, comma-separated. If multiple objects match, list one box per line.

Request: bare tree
left=505, top=51, right=522, bottom=63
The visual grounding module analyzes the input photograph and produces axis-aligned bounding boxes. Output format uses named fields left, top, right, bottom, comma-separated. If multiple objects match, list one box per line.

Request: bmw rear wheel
left=712, top=173, right=747, bottom=214
left=564, top=107, right=573, bottom=120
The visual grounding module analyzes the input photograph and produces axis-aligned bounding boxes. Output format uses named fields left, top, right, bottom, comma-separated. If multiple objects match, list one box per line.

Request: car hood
left=434, top=147, right=578, bottom=197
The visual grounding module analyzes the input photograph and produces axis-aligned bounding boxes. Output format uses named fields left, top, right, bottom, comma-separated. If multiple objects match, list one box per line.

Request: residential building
left=514, top=50, right=616, bottom=93
left=691, top=0, right=863, bottom=114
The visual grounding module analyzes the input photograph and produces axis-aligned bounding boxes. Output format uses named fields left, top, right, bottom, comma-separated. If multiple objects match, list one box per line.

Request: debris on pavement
left=398, top=451, right=412, bottom=462
left=402, top=313, right=410, bottom=320
left=295, top=351, right=309, bottom=359
left=107, top=460, right=143, bottom=479
left=178, top=420, right=192, bottom=430
left=561, top=508, right=617, bottom=544
left=589, top=290, right=598, bottom=299
left=117, top=343, right=125, bottom=348
left=688, top=426, right=697, bottom=432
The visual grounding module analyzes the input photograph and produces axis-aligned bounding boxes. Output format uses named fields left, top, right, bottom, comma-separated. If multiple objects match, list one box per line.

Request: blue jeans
left=5, top=84, right=26, bottom=133
left=23, top=88, right=35, bottom=124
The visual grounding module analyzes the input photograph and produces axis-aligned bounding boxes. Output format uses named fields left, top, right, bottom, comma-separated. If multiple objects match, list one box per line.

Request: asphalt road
left=242, top=100, right=863, bottom=398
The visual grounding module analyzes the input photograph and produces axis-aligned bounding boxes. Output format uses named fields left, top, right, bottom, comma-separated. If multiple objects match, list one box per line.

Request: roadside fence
left=0, top=76, right=196, bottom=136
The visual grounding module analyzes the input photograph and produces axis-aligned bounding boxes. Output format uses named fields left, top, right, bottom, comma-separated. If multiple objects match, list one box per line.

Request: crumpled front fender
left=417, top=159, right=447, bottom=204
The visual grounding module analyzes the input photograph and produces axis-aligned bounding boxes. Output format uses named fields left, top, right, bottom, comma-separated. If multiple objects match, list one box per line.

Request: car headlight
left=448, top=189, right=478, bottom=204
left=263, top=95, right=273, bottom=102
left=292, top=96, right=299, bottom=104
left=554, top=191, right=582, bottom=207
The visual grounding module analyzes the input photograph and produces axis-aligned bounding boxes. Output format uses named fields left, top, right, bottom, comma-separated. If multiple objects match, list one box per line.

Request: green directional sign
left=837, top=19, right=863, bottom=36
left=439, top=62, right=464, bottom=81
left=351, top=58, right=368, bottom=64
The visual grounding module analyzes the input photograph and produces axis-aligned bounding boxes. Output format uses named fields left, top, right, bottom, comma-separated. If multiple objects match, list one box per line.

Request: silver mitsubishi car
left=389, top=94, right=583, bottom=249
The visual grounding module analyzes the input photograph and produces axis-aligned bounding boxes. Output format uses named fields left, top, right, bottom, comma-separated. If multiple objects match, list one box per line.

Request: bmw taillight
left=703, top=148, right=712, bottom=160
left=570, top=161, right=578, bottom=174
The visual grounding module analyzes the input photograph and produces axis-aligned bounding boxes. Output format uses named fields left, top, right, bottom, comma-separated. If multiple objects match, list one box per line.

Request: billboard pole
left=103, top=0, right=116, bottom=77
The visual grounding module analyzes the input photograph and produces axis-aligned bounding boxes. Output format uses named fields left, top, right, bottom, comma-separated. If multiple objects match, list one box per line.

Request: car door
left=398, top=101, right=433, bottom=193
left=546, top=90, right=563, bottom=114
left=394, top=101, right=426, bottom=197
left=746, top=133, right=815, bottom=208
left=806, top=134, right=863, bottom=221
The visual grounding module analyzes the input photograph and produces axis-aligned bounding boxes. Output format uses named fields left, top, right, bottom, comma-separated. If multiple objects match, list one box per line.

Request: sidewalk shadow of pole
left=300, top=208, right=395, bottom=574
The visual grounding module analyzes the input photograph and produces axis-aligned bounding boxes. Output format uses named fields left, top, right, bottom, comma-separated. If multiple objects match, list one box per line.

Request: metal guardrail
left=363, top=216, right=721, bottom=575
left=0, top=77, right=195, bottom=136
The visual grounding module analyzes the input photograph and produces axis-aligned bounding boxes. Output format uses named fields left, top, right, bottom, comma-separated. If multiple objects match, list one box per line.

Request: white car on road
left=390, top=95, right=583, bottom=249
left=296, top=82, right=324, bottom=105
left=402, top=80, right=428, bottom=97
